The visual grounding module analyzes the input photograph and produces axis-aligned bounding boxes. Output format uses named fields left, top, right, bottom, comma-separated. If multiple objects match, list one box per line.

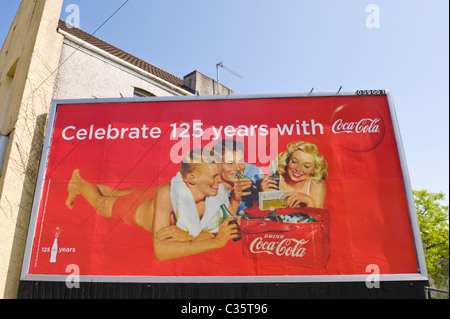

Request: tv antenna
left=216, top=61, right=243, bottom=95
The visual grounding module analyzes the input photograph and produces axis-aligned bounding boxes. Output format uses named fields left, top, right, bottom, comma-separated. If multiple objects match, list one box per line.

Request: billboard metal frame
left=20, top=90, right=428, bottom=284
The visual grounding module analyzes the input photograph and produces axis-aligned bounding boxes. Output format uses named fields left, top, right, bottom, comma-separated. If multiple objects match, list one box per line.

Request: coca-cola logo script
left=249, top=235, right=309, bottom=258
left=330, top=104, right=386, bottom=152
left=332, top=118, right=381, bottom=134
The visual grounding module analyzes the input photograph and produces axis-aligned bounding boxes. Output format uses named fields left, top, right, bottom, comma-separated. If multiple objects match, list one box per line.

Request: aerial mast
left=216, top=61, right=243, bottom=95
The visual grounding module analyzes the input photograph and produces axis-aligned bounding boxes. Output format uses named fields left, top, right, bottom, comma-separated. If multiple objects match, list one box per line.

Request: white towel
left=170, top=172, right=229, bottom=237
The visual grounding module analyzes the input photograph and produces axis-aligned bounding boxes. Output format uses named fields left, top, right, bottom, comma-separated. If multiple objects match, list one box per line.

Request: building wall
left=0, top=0, right=65, bottom=299
left=52, top=38, right=189, bottom=100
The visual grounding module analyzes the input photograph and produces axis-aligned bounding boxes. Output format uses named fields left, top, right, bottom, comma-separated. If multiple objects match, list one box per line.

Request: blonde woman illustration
left=260, top=140, right=328, bottom=208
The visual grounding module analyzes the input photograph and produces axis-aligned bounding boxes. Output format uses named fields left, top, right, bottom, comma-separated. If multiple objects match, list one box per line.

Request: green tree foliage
left=414, top=190, right=449, bottom=290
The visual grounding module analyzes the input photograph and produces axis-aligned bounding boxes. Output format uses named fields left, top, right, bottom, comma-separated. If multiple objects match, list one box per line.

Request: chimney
left=184, top=70, right=234, bottom=96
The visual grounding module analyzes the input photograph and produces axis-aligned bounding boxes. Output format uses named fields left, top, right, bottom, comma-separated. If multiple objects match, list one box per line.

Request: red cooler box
left=241, top=206, right=331, bottom=269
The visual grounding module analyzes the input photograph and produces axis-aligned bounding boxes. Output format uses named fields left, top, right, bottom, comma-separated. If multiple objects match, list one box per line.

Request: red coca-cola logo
left=249, top=235, right=309, bottom=258
left=330, top=104, right=386, bottom=152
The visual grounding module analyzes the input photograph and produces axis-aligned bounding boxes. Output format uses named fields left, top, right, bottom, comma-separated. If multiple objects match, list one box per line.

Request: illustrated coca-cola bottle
left=49, top=238, right=58, bottom=263
left=268, top=160, right=280, bottom=189
left=236, top=171, right=259, bottom=197
left=220, top=204, right=241, bottom=242
left=50, top=227, right=61, bottom=263
left=269, top=208, right=283, bottom=223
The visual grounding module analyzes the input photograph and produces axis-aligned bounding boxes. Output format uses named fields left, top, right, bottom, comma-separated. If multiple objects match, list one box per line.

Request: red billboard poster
left=21, top=91, right=427, bottom=283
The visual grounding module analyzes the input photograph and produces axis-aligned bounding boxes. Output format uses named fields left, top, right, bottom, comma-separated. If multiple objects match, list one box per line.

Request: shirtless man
left=65, top=148, right=243, bottom=261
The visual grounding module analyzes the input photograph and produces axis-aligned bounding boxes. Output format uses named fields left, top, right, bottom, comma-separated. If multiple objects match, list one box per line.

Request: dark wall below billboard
left=18, top=280, right=429, bottom=300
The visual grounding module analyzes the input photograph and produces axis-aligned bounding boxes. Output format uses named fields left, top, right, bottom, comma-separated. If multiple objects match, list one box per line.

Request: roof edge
left=56, top=19, right=189, bottom=92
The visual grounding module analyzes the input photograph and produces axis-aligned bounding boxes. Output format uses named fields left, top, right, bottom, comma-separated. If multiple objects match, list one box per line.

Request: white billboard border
left=20, top=90, right=429, bottom=284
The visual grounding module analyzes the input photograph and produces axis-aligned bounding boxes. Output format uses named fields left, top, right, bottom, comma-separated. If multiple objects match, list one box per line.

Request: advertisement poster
left=21, top=92, right=425, bottom=282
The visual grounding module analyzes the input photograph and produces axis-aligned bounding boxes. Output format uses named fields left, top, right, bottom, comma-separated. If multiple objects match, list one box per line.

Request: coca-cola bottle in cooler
left=269, top=208, right=283, bottom=222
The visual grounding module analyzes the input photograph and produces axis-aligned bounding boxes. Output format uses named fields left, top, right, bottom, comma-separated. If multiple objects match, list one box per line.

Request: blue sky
left=1, top=0, right=449, bottom=202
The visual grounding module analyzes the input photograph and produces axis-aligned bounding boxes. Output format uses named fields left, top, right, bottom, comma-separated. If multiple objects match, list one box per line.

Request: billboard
left=21, top=91, right=427, bottom=283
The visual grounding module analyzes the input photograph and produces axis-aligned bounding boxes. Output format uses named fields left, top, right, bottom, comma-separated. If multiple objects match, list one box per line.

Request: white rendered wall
left=52, top=40, right=188, bottom=100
